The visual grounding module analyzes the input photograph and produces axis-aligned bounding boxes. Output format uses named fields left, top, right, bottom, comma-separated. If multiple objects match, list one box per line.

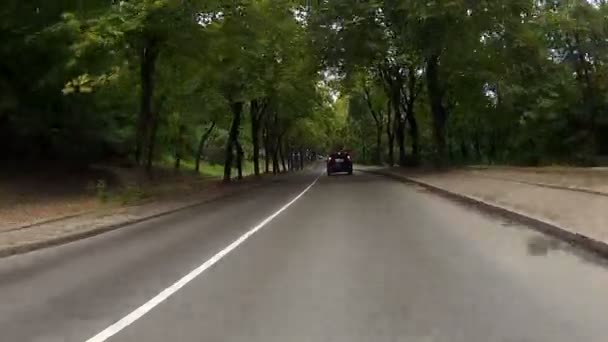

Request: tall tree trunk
left=263, top=126, right=270, bottom=173
left=387, top=135, right=395, bottom=166
left=145, top=110, right=159, bottom=173
left=403, top=65, right=421, bottom=165
left=270, top=113, right=281, bottom=174
left=426, top=54, right=448, bottom=164
left=195, top=121, right=216, bottom=173
left=223, top=101, right=243, bottom=183
left=174, top=125, right=185, bottom=171
left=279, top=140, right=287, bottom=173
left=573, top=33, right=599, bottom=153
left=362, top=145, right=367, bottom=163
left=386, top=99, right=395, bottom=166
left=489, top=139, right=497, bottom=163
left=299, top=149, right=304, bottom=170
left=448, top=136, right=454, bottom=162
left=136, top=37, right=159, bottom=165
left=236, top=140, right=244, bottom=180
left=474, top=134, right=482, bottom=162
left=396, top=118, right=406, bottom=166
left=406, top=106, right=420, bottom=165
left=460, top=140, right=469, bottom=160
left=250, top=99, right=263, bottom=176
left=375, top=125, right=382, bottom=165
left=272, top=146, right=279, bottom=175
left=363, top=85, right=383, bottom=165
left=264, top=142, right=271, bottom=173
left=174, top=154, right=181, bottom=171
left=145, top=96, right=165, bottom=174
left=392, top=84, right=407, bottom=167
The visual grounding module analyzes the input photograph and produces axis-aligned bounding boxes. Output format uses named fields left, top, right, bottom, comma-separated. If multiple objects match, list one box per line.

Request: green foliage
left=8, top=0, right=607, bottom=170
left=311, top=0, right=608, bottom=166
left=118, top=185, right=148, bottom=205
left=2, top=0, right=341, bottom=173
left=95, top=179, right=109, bottom=203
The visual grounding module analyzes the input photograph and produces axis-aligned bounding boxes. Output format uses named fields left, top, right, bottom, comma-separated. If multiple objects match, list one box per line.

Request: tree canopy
left=1, top=0, right=339, bottom=181
left=310, top=0, right=608, bottom=166
left=2, top=0, right=608, bottom=177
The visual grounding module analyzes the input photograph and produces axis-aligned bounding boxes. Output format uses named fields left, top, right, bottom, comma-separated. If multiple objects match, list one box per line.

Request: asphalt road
left=1, top=170, right=608, bottom=342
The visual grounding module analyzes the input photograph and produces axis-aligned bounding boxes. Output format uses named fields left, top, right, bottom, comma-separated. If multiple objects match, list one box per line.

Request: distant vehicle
left=327, top=151, right=353, bottom=176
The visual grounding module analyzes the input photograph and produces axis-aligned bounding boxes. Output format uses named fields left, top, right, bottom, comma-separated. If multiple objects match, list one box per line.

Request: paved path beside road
left=468, top=165, right=608, bottom=195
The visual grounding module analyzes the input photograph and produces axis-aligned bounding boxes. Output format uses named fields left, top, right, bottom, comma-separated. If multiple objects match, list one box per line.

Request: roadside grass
left=161, top=158, right=255, bottom=179
left=108, top=159, right=257, bottom=205
left=180, top=160, right=224, bottom=178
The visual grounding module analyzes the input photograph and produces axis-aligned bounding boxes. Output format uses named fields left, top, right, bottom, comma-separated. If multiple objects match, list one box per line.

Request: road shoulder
left=0, top=175, right=282, bottom=258
left=358, top=166, right=608, bottom=259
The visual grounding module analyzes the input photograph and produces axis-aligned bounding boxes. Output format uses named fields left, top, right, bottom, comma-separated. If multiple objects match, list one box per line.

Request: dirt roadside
left=0, top=164, right=295, bottom=258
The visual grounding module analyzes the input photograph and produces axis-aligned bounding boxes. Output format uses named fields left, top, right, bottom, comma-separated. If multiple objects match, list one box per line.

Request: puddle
left=400, top=176, right=608, bottom=270
left=415, top=187, right=429, bottom=193
left=500, top=220, right=519, bottom=227
left=526, top=235, right=608, bottom=268
left=527, top=236, right=564, bottom=256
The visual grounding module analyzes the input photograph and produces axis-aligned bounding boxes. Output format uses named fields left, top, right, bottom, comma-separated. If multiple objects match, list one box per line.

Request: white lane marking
left=86, top=175, right=320, bottom=342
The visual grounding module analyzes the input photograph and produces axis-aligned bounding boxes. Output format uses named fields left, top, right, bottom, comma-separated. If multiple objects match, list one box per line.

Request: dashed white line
left=86, top=175, right=320, bottom=342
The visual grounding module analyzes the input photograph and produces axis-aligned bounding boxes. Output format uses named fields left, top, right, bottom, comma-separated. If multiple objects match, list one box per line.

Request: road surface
left=1, top=170, right=608, bottom=342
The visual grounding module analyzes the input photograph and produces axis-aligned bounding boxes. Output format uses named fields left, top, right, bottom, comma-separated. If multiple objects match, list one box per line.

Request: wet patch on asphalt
left=526, top=235, right=608, bottom=268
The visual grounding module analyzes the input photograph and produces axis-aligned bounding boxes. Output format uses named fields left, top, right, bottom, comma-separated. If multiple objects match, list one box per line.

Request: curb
left=3, top=211, right=96, bottom=233
left=0, top=183, right=262, bottom=259
left=360, top=168, right=608, bottom=259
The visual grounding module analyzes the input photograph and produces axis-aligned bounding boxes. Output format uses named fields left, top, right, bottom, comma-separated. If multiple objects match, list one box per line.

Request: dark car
left=327, top=151, right=353, bottom=176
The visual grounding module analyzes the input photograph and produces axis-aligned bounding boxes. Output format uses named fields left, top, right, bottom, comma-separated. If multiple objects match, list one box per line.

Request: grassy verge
left=164, top=158, right=255, bottom=179
left=108, top=160, right=257, bottom=205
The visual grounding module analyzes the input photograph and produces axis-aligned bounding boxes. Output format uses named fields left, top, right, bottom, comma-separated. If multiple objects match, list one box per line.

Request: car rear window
left=331, top=152, right=349, bottom=158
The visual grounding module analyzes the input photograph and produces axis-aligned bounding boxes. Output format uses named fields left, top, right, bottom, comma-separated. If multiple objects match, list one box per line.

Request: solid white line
left=86, top=175, right=320, bottom=342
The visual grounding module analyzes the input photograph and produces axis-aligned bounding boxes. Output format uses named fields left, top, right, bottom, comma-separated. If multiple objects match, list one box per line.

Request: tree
left=59, top=0, right=218, bottom=170
left=361, top=78, right=386, bottom=164
left=8, top=0, right=607, bottom=174
left=310, top=0, right=608, bottom=166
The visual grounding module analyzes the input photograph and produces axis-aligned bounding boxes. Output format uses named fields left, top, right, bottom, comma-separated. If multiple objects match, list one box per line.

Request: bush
left=95, top=179, right=109, bottom=202
left=118, top=185, right=147, bottom=205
